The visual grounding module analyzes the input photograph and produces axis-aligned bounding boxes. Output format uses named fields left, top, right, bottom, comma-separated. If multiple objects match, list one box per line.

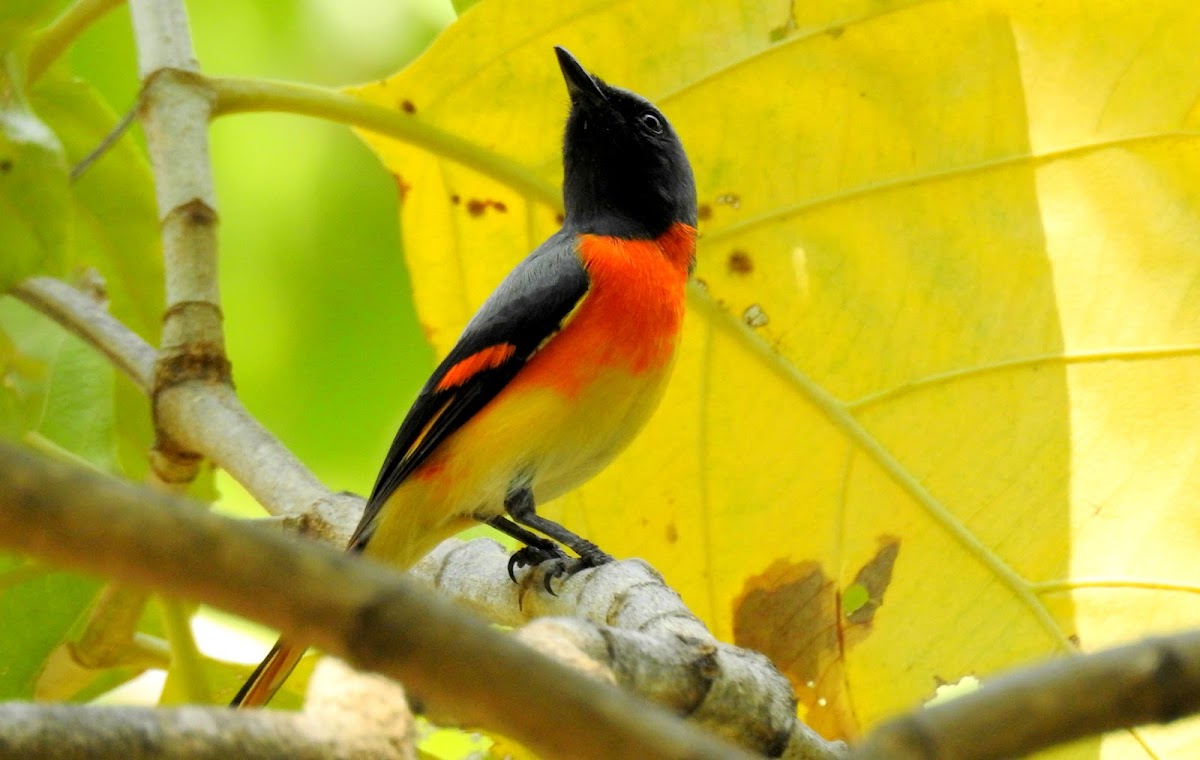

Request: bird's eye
left=639, top=112, right=663, bottom=135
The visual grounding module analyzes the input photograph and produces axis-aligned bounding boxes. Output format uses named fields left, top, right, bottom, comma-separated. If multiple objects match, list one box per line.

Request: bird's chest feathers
left=528, top=223, right=695, bottom=396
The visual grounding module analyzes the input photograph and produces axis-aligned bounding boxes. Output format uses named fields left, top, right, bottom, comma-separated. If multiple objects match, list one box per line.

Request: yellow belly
left=363, top=362, right=673, bottom=568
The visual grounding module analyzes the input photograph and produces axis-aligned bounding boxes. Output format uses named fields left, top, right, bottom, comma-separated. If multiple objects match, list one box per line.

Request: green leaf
left=35, top=326, right=116, bottom=470
left=0, top=554, right=101, bottom=700
left=27, top=70, right=162, bottom=479
left=0, top=0, right=61, bottom=54
left=29, top=71, right=162, bottom=340
left=0, top=53, right=70, bottom=290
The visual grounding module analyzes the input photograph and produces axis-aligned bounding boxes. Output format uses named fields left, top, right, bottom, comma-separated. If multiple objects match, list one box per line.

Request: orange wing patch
left=436, top=343, right=517, bottom=391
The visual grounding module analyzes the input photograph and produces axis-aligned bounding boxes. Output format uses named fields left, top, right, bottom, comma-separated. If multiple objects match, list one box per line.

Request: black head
left=555, top=47, right=697, bottom=239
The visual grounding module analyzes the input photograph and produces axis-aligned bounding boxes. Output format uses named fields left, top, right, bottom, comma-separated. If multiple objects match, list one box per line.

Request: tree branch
left=0, top=440, right=759, bottom=760
left=126, top=0, right=229, bottom=486
left=11, top=276, right=155, bottom=392
left=851, top=631, right=1200, bottom=760
left=410, top=539, right=844, bottom=760
left=0, top=696, right=411, bottom=760
left=208, top=76, right=560, bottom=208
left=10, top=275, right=360, bottom=544
left=26, top=0, right=126, bottom=84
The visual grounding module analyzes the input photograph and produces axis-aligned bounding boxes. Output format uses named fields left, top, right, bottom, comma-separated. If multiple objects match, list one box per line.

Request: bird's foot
left=507, top=539, right=614, bottom=594
left=507, top=537, right=568, bottom=582
left=535, top=542, right=614, bottom=595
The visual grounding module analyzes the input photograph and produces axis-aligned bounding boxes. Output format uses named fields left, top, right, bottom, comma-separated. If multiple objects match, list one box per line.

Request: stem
left=852, top=630, right=1200, bottom=760
left=158, top=597, right=212, bottom=704
left=0, top=702, right=410, bottom=760
left=12, top=277, right=155, bottom=392
left=127, top=0, right=228, bottom=486
left=208, top=76, right=561, bottom=208
left=26, top=0, right=126, bottom=84
left=128, top=1, right=221, bottom=355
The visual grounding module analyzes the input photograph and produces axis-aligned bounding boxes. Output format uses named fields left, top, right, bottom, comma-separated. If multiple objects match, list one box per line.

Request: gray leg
left=503, top=486, right=613, bottom=592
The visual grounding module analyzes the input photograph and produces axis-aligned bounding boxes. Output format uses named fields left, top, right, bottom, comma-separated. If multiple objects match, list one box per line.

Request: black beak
left=555, top=46, right=606, bottom=106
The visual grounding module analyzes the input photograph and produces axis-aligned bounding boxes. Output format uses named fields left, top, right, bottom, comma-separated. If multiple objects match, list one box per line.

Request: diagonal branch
left=0, top=439, right=760, bottom=760
left=11, top=274, right=361, bottom=545
left=851, top=630, right=1200, bottom=760
left=12, top=276, right=155, bottom=391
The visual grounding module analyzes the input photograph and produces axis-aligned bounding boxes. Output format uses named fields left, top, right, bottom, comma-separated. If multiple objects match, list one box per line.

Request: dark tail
left=230, top=637, right=306, bottom=707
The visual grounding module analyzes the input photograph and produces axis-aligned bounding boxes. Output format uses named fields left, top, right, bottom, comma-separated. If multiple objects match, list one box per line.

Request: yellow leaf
left=351, top=0, right=1200, bottom=753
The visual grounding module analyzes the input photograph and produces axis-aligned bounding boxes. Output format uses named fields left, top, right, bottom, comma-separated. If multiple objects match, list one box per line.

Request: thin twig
left=26, top=0, right=126, bottom=84
left=71, top=101, right=139, bottom=181
left=208, top=76, right=560, bottom=208
left=12, top=276, right=155, bottom=391
left=12, top=274, right=360, bottom=543
left=852, top=631, right=1200, bottom=760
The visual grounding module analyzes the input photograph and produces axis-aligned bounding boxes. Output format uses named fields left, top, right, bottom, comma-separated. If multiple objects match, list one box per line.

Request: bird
left=231, top=45, right=697, bottom=708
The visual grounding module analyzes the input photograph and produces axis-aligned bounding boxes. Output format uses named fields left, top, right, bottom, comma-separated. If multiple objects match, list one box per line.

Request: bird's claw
left=506, top=541, right=615, bottom=594
left=536, top=551, right=614, bottom=595
left=506, top=540, right=567, bottom=582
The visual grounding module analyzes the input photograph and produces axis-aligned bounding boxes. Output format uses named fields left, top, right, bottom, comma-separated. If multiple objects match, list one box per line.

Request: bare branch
left=12, top=277, right=155, bottom=392
left=10, top=276, right=358, bottom=543
left=0, top=688, right=412, bottom=760
left=27, top=0, right=126, bottom=84
left=412, top=539, right=846, bottom=760
left=128, top=1, right=219, bottom=354
left=154, top=383, right=362, bottom=544
left=852, top=630, right=1200, bottom=760
left=0, top=440, right=759, bottom=760
left=126, top=0, right=229, bottom=488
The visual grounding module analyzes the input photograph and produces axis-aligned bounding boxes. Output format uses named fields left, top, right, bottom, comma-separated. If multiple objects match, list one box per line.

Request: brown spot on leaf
left=555, top=212, right=566, bottom=224
left=465, top=198, right=508, bottom=217
left=665, top=522, right=678, bottom=544
left=697, top=203, right=712, bottom=221
left=844, top=536, right=899, bottom=627
left=733, top=560, right=858, bottom=740
left=0, top=159, right=11, bottom=173
left=450, top=194, right=461, bottom=205
left=827, top=26, right=845, bottom=39
left=1069, top=634, right=1081, bottom=647
left=727, top=250, right=753, bottom=275
left=392, top=174, right=412, bottom=201
left=401, top=100, right=417, bottom=114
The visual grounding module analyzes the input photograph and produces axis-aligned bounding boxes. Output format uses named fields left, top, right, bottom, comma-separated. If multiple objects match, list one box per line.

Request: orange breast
left=515, top=221, right=696, bottom=397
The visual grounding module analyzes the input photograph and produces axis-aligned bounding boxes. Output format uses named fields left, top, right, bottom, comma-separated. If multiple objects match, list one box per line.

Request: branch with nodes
left=0, top=656, right=418, bottom=760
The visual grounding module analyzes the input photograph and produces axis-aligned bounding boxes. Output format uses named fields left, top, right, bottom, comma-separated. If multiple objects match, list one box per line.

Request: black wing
left=348, top=229, right=590, bottom=551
